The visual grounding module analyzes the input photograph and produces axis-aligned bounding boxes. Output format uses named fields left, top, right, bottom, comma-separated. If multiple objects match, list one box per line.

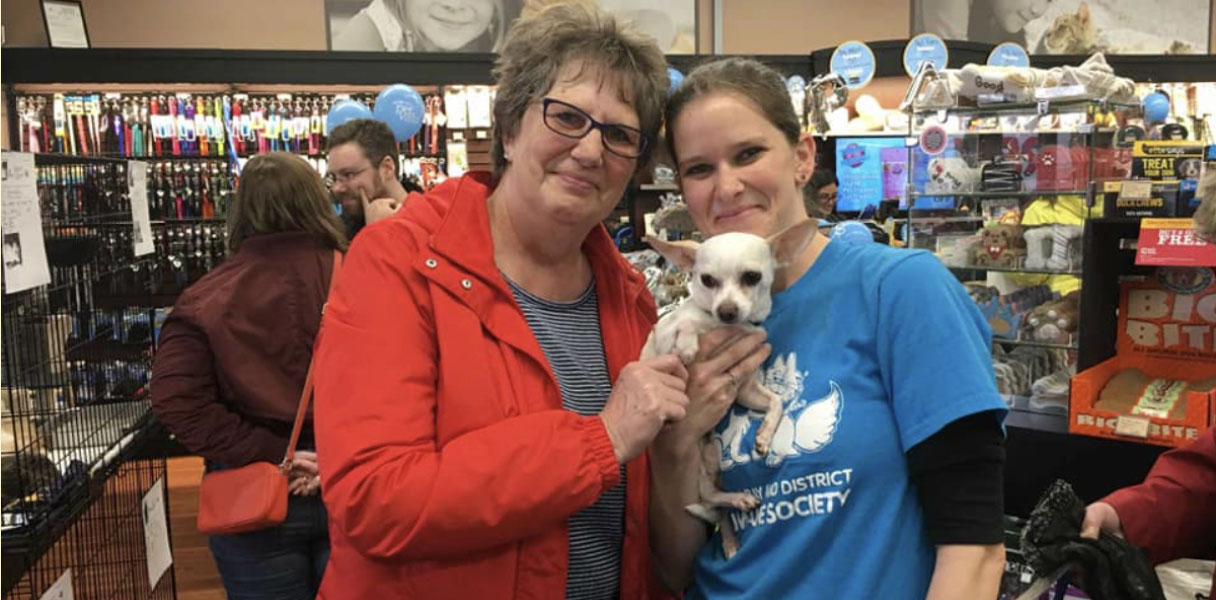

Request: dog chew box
left=1070, top=269, right=1216, bottom=447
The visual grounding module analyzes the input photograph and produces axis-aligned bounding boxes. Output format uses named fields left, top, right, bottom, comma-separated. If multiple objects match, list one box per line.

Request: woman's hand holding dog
left=601, top=355, right=690, bottom=464
left=656, top=328, right=771, bottom=455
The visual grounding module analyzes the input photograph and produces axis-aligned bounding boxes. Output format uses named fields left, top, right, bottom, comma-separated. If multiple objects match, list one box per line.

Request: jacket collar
left=426, top=172, right=649, bottom=306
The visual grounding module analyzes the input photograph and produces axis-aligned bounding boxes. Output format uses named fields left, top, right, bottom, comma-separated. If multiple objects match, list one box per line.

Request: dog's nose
left=716, top=303, right=739, bottom=324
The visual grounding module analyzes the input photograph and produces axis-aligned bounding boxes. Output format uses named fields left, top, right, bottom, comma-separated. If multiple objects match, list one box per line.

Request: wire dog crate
left=2, top=153, right=193, bottom=599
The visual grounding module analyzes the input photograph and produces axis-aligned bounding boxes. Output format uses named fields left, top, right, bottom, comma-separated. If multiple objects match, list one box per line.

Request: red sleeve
left=150, top=312, right=287, bottom=467
left=1103, top=425, right=1216, bottom=564
left=314, top=224, right=621, bottom=561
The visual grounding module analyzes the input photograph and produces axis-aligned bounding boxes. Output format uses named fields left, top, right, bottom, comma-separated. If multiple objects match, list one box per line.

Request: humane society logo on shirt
left=713, top=352, right=852, bottom=533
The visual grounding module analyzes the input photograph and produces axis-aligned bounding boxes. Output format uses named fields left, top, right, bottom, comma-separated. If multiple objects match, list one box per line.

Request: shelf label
left=1114, top=415, right=1151, bottom=439
left=1136, top=218, right=1216, bottom=266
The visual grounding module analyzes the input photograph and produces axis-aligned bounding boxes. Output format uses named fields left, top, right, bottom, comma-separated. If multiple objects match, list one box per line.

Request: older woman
left=312, top=4, right=682, bottom=599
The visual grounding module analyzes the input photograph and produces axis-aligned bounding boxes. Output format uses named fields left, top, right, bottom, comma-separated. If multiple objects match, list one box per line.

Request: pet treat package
left=1070, top=267, right=1216, bottom=447
left=1130, top=142, right=1214, bottom=215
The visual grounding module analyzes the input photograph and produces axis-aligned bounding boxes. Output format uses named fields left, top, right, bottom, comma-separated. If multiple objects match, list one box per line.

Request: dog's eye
left=740, top=271, right=762, bottom=286
left=700, top=274, right=719, bottom=288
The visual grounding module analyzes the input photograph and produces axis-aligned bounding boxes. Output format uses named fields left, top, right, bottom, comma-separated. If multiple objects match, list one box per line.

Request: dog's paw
left=722, top=537, right=740, bottom=560
left=754, top=433, right=772, bottom=457
left=684, top=503, right=718, bottom=524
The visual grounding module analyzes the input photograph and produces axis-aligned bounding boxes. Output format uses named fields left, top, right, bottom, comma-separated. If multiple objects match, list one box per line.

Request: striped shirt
left=507, top=276, right=624, bottom=600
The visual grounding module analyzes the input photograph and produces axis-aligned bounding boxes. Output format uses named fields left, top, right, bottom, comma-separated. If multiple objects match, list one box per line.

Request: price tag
left=1037, top=100, right=1049, bottom=116
left=1118, top=180, right=1153, bottom=204
left=1114, top=415, right=1151, bottom=439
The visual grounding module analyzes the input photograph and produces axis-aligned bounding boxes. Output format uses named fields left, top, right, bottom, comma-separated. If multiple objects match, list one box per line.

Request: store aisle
left=167, top=457, right=226, bottom=600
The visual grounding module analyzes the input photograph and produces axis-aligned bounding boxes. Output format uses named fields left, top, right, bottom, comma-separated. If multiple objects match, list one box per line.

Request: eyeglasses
left=324, top=165, right=371, bottom=188
left=541, top=98, right=648, bottom=159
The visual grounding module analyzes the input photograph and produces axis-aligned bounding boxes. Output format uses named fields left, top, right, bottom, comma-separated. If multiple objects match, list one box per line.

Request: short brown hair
left=665, top=57, right=802, bottom=164
left=326, top=118, right=397, bottom=170
left=490, top=1, right=668, bottom=178
left=227, top=153, right=348, bottom=252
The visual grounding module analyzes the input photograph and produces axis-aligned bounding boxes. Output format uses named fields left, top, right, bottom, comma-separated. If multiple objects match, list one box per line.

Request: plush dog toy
left=925, top=157, right=979, bottom=194
left=972, top=223, right=1027, bottom=268
left=1023, top=224, right=1083, bottom=271
left=1025, top=292, right=1080, bottom=344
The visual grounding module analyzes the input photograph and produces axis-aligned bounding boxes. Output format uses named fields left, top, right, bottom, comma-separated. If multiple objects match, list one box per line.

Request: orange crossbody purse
left=196, top=250, right=342, bottom=535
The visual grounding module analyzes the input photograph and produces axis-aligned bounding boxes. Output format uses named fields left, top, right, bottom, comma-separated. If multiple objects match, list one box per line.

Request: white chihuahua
left=642, top=219, right=818, bottom=558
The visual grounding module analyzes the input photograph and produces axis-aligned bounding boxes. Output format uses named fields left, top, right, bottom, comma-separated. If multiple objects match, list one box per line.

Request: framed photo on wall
left=325, top=0, right=696, bottom=54
left=41, top=0, right=90, bottom=49
left=911, top=0, right=1209, bottom=55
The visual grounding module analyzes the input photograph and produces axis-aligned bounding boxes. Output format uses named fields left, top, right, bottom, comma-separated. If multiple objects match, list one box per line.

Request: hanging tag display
left=466, top=86, right=493, bottom=129
left=902, top=34, right=949, bottom=78
left=987, top=42, right=1030, bottom=68
left=830, top=41, right=876, bottom=90
left=1, top=152, right=52, bottom=293
left=444, top=87, right=469, bottom=130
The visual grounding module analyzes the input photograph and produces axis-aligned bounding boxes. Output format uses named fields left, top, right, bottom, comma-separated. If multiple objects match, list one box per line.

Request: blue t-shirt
left=688, top=240, right=1007, bottom=600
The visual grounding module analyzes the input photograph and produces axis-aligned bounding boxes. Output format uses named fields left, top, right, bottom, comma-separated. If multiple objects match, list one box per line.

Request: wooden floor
left=167, top=456, right=226, bottom=600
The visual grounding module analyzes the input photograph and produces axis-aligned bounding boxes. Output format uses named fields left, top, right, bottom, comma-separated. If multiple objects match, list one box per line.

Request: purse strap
left=280, top=249, right=344, bottom=471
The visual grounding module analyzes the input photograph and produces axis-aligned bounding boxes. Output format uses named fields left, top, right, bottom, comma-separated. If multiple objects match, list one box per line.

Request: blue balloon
left=667, top=67, right=684, bottom=95
left=374, top=84, right=426, bottom=142
left=1142, top=91, right=1171, bottom=124
left=830, top=221, right=874, bottom=245
left=326, top=100, right=372, bottom=135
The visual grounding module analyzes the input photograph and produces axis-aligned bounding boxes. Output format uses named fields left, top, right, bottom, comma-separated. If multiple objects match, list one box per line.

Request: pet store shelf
left=948, top=265, right=1082, bottom=276
left=918, top=98, right=1140, bottom=116
left=639, top=183, right=679, bottom=192
left=823, top=131, right=907, bottom=138
left=924, top=128, right=1119, bottom=137
left=911, top=215, right=986, bottom=224
left=993, top=338, right=1078, bottom=351
left=910, top=190, right=1090, bottom=199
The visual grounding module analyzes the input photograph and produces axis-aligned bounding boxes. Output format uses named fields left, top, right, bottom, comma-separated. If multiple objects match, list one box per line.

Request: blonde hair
left=227, top=153, right=348, bottom=253
left=490, top=1, right=668, bottom=178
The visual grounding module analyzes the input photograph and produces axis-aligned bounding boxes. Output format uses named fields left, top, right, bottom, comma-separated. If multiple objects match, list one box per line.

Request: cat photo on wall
left=912, top=0, right=1208, bottom=55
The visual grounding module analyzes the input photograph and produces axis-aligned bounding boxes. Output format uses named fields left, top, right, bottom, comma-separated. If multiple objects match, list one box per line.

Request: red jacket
left=1104, top=425, right=1216, bottom=597
left=313, top=173, right=667, bottom=599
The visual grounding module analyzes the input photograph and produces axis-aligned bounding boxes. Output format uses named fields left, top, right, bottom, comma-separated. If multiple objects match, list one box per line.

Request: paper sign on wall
left=38, top=570, right=73, bottom=600
left=2, top=152, right=52, bottom=294
left=142, top=477, right=173, bottom=589
left=127, top=162, right=155, bottom=256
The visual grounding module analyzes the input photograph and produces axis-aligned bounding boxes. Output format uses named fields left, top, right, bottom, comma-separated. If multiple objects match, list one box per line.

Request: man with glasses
left=326, top=119, right=410, bottom=238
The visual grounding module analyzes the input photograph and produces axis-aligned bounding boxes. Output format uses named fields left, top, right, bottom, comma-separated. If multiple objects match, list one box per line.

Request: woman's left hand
left=289, top=450, right=322, bottom=496
left=655, top=327, right=770, bottom=454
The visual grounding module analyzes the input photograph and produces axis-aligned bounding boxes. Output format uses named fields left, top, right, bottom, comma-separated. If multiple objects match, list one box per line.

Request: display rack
left=2, top=153, right=176, bottom=598
left=903, top=99, right=1140, bottom=406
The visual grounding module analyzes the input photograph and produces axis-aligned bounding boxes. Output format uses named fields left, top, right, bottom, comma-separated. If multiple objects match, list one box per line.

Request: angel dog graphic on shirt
left=716, top=353, right=843, bottom=471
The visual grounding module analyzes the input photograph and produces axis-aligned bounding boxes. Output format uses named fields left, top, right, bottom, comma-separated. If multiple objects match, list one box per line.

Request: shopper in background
left=1081, top=423, right=1216, bottom=596
left=313, top=3, right=677, bottom=599
left=325, top=118, right=410, bottom=238
left=803, top=167, right=839, bottom=220
left=332, top=0, right=519, bottom=52
left=150, top=153, right=347, bottom=600
left=649, top=57, right=1008, bottom=600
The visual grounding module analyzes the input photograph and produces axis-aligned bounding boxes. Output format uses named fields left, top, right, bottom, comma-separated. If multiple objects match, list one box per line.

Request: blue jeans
left=207, top=493, right=330, bottom=600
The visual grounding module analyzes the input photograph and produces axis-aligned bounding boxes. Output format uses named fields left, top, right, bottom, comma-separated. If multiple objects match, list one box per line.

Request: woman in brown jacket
left=150, top=152, right=346, bottom=600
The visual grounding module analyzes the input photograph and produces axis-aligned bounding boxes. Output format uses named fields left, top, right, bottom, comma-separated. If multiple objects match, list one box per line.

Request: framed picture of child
left=326, top=0, right=697, bottom=54
left=911, top=0, right=1209, bottom=55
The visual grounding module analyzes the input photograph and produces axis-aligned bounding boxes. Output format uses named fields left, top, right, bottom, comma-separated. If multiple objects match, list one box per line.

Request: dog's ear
left=645, top=235, right=700, bottom=271
left=768, top=219, right=819, bottom=266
